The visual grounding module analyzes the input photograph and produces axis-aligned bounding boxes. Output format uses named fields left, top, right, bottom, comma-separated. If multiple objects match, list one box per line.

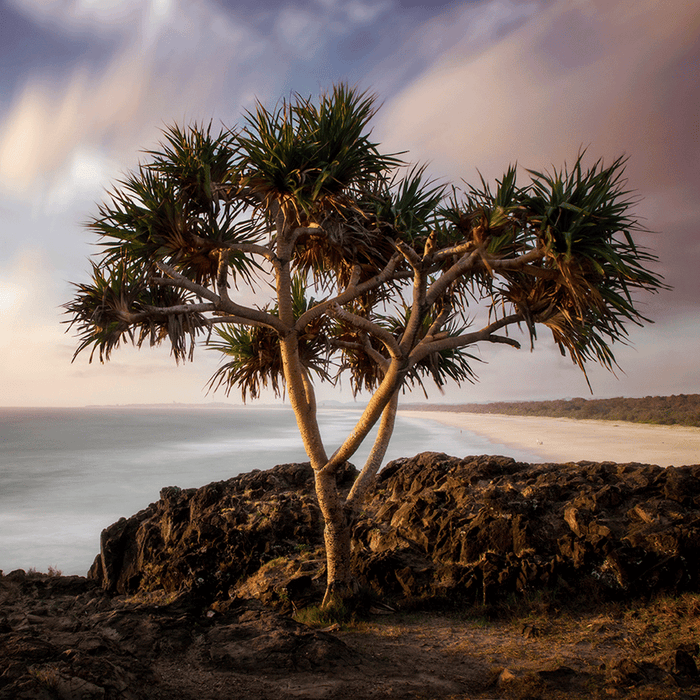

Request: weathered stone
left=84, top=453, right=700, bottom=610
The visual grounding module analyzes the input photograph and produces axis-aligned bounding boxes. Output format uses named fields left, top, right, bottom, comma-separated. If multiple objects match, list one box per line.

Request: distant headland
left=403, top=394, right=700, bottom=428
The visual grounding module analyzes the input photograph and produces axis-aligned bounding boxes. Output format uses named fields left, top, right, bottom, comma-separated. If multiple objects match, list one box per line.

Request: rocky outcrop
left=88, top=453, right=700, bottom=609
left=5, top=454, right=700, bottom=700
left=353, top=453, right=700, bottom=605
left=88, top=462, right=352, bottom=602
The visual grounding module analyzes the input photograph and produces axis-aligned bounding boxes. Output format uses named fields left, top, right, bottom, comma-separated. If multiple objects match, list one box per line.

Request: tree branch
left=433, top=240, right=474, bottom=261
left=332, top=339, right=389, bottom=370
left=224, top=241, right=275, bottom=261
left=425, top=249, right=480, bottom=307
left=394, top=240, right=421, bottom=272
left=409, top=313, right=524, bottom=365
left=399, top=264, right=428, bottom=355
left=290, top=224, right=324, bottom=247
left=489, top=247, right=545, bottom=271
left=327, top=304, right=402, bottom=360
left=293, top=253, right=403, bottom=332
left=321, top=358, right=407, bottom=473
left=346, top=388, right=399, bottom=511
left=143, top=303, right=218, bottom=315
left=155, top=261, right=288, bottom=333
left=425, top=305, right=452, bottom=339
left=154, top=262, right=220, bottom=302
left=216, top=249, right=231, bottom=304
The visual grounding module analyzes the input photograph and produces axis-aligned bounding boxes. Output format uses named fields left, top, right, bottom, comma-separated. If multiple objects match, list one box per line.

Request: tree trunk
left=347, top=388, right=399, bottom=510
left=314, top=466, right=356, bottom=608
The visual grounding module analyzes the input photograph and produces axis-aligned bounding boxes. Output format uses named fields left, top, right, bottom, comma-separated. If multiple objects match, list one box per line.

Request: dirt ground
left=148, top=595, right=700, bottom=700
left=3, top=573, right=700, bottom=700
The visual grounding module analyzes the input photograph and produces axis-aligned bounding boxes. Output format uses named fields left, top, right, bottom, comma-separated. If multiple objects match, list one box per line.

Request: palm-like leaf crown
left=64, top=258, right=207, bottom=363
left=65, top=85, right=667, bottom=401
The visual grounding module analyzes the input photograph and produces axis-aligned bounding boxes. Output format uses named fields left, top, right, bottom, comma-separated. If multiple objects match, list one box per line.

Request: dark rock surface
left=354, top=453, right=700, bottom=606
left=0, top=571, right=359, bottom=699
left=89, top=461, right=341, bottom=603
left=89, top=453, right=700, bottom=609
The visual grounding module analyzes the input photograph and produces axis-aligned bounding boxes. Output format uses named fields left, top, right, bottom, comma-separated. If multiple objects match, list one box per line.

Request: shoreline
left=399, top=411, right=700, bottom=467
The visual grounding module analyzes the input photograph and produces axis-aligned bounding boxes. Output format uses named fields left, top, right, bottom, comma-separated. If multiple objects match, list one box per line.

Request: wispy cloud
left=7, top=0, right=175, bottom=41
left=274, top=0, right=393, bottom=59
left=0, top=0, right=396, bottom=210
left=0, top=0, right=264, bottom=209
left=368, top=0, right=700, bottom=396
left=377, top=0, right=699, bottom=183
left=364, top=0, right=540, bottom=99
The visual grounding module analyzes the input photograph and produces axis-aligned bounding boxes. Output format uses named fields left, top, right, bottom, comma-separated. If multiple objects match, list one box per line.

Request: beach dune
left=400, top=411, right=700, bottom=467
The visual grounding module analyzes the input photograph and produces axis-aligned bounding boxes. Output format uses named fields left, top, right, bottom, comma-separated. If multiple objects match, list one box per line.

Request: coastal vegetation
left=64, top=84, right=666, bottom=608
left=408, top=394, right=700, bottom=427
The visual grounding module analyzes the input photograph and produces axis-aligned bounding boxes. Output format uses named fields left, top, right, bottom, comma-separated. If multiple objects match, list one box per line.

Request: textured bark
left=314, top=466, right=354, bottom=607
left=280, top=334, right=328, bottom=470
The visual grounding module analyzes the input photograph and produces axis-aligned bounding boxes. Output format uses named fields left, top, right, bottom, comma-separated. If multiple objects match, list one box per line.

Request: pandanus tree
left=65, top=85, right=666, bottom=606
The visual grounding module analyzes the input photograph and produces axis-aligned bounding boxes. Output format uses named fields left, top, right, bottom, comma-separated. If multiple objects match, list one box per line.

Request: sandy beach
left=400, top=411, right=700, bottom=467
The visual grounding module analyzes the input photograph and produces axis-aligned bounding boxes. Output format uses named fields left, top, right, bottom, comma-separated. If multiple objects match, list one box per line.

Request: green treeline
left=407, top=395, right=700, bottom=427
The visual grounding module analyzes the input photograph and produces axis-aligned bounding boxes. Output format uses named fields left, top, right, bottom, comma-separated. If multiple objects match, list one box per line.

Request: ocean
left=0, top=406, right=539, bottom=576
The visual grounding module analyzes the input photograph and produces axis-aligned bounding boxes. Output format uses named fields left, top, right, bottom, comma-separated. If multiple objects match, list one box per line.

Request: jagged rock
left=88, top=462, right=354, bottom=601
left=351, top=454, right=700, bottom=605
left=88, top=453, right=700, bottom=609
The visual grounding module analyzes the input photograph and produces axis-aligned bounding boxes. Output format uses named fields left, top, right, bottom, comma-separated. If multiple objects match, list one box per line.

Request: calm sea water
left=0, top=406, right=538, bottom=575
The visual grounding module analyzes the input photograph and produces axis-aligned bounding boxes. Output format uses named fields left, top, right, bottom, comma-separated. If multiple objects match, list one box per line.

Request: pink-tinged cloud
left=376, top=0, right=700, bottom=314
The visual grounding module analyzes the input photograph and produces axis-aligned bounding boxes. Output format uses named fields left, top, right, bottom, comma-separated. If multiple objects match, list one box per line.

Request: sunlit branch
left=156, top=261, right=287, bottom=333
left=322, top=359, right=406, bottom=473
left=425, top=305, right=452, bottom=339
left=327, top=303, right=402, bottom=360
left=224, top=241, right=275, bottom=261
left=290, top=224, right=324, bottom=247
left=346, top=389, right=399, bottom=511
left=143, top=303, right=218, bottom=315
left=394, top=240, right=421, bottom=272
left=153, top=262, right=220, bottom=302
left=433, top=240, right=474, bottom=261
left=207, top=315, right=278, bottom=328
left=410, top=313, right=524, bottom=365
left=216, top=250, right=231, bottom=303
left=399, top=263, right=428, bottom=355
left=294, top=253, right=403, bottom=332
left=425, top=249, right=480, bottom=306
left=489, top=247, right=545, bottom=271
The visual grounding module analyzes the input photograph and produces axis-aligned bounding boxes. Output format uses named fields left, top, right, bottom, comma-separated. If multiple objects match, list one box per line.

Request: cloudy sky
left=0, top=0, right=698, bottom=407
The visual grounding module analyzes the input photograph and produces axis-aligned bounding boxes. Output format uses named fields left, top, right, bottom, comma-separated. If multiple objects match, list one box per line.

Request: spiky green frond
left=371, top=165, right=445, bottom=242
left=63, top=259, right=206, bottom=363
left=66, top=83, right=667, bottom=411
left=236, top=84, right=401, bottom=222
left=145, top=122, right=237, bottom=213
left=207, top=323, right=285, bottom=401
left=485, top=154, right=668, bottom=380
left=207, top=273, right=333, bottom=401
left=89, top=125, right=263, bottom=286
